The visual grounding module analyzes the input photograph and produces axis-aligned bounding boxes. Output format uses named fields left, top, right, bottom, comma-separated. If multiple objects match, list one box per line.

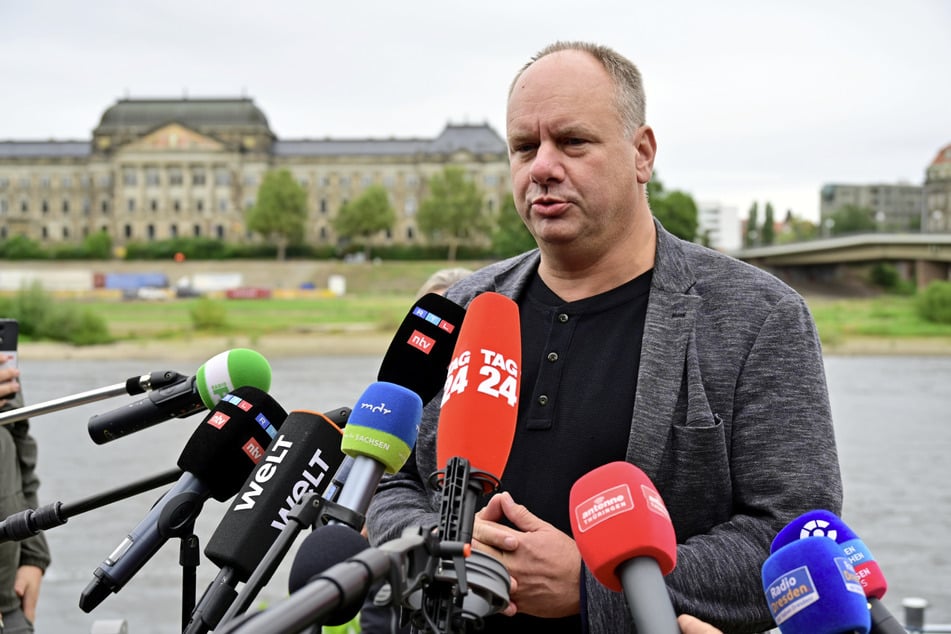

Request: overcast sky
left=2, top=0, right=949, bottom=221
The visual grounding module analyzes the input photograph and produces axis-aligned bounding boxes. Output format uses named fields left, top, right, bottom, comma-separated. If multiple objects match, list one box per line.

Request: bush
left=868, top=262, right=915, bottom=295
left=190, top=298, right=229, bottom=331
left=916, top=281, right=951, bottom=324
left=2, top=282, right=112, bottom=345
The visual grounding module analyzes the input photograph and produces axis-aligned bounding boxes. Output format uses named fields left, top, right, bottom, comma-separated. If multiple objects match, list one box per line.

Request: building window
left=244, top=174, right=257, bottom=187
left=147, top=224, right=155, bottom=239
left=145, top=168, right=161, bottom=186
left=244, top=197, right=254, bottom=210
left=124, top=224, right=132, bottom=238
left=41, top=200, right=49, bottom=214
left=404, top=198, right=417, bottom=215
left=101, top=200, right=109, bottom=214
left=99, top=174, right=112, bottom=187
left=62, top=200, right=70, bottom=214
left=63, top=226, right=69, bottom=239
left=192, top=169, right=206, bottom=186
left=123, top=168, right=137, bottom=187
left=169, top=168, right=183, bottom=186
left=127, top=199, right=136, bottom=212
left=42, top=226, right=48, bottom=239
left=0, top=199, right=6, bottom=214
left=484, top=174, right=499, bottom=187
left=18, top=177, right=30, bottom=189
left=215, top=168, right=230, bottom=186
left=362, top=175, right=373, bottom=187
left=340, top=176, right=350, bottom=188
left=197, top=200, right=204, bottom=213
left=217, top=199, right=227, bottom=212
left=319, top=226, right=327, bottom=240
left=40, top=176, right=51, bottom=189
left=82, top=198, right=90, bottom=215
left=62, top=176, right=72, bottom=188
left=20, top=200, right=28, bottom=213
left=320, top=198, right=327, bottom=213
left=170, top=224, right=178, bottom=238
left=406, top=226, right=415, bottom=240
left=173, top=200, right=181, bottom=212
left=406, top=175, right=418, bottom=187
left=298, top=176, right=309, bottom=188
left=192, top=224, right=201, bottom=237
left=81, top=175, right=91, bottom=189
left=0, top=177, right=8, bottom=189
left=150, top=199, right=159, bottom=212
left=216, top=225, right=225, bottom=239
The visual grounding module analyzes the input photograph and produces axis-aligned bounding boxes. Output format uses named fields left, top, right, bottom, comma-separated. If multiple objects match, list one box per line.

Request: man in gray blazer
left=367, top=41, right=841, bottom=633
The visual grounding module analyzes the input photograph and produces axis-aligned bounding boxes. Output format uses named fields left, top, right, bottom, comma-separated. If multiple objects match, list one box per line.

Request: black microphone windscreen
left=377, top=293, right=465, bottom=405
left=204, top=408, right=349, bottom=581
left=288, top=523, right=369, bottom=593
left=177, top=385, right=287, bottom=501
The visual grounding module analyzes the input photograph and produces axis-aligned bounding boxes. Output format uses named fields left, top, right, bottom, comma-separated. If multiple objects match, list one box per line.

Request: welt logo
left=207, top=411, right=230, bottom=429
left=408, top=330, right=436, bottom=355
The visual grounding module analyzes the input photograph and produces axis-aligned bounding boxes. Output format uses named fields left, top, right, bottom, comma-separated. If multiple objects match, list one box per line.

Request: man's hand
left=14, top=564, right=43, bottom=622
left=678, top=614, right=724, bottom=634
left=0, top=360, right=19, bottom=406
left=471, top=491, right=580, bottom=618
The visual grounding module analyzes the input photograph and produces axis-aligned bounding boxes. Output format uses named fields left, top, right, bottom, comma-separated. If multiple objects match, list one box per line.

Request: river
left=12, top=354, right=951, bottom=633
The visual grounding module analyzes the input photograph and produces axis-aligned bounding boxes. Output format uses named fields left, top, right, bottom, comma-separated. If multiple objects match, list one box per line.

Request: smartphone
left=0, top=318, right=18, bottom=371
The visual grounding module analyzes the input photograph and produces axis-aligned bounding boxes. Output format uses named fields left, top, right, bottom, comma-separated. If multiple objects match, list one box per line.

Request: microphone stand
left=0, top=370, right=187, bottom=426
left=0, top=469, right=182, bottom=542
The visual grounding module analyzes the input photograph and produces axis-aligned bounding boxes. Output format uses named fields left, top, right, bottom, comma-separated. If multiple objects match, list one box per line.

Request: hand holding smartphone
left=1, top=318, right=19, bottom=377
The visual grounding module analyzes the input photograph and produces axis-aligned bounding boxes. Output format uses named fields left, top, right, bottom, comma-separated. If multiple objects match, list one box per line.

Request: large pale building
left=0, top=97, right=511, bottom=248
left=818, top=182, right=923, bottom=231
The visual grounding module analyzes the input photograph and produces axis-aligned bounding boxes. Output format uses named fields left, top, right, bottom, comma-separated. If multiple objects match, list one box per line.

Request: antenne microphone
left=762, top=536, right=871, bottom=633
left=568, top=461, right=679, bottom=634
left=87, top=348, right=272, bottom=444
left=771, top=509, right=905, bottom=634
left=414, top=291, right=521, bottom=630
left=183, top=408, right=350, bottom=634
left=78, top=385, right=287, bottom=613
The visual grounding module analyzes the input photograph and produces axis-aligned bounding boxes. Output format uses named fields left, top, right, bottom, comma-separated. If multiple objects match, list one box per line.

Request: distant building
left=0, top=97, right=510, bottom=247
left=924, top=141, right=951, bottom=232
left=819, top=182, right=923, bottom=232
left=697, top=202, right=741, bottom=252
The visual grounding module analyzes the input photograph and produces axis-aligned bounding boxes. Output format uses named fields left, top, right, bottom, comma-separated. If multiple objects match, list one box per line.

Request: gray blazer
left=367, top=221, right=843, bottom=633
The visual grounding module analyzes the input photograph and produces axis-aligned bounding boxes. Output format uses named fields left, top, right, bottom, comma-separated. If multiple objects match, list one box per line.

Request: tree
left=776, top=212, right=818, bottom=244
left=651, top=190, right=699, bottom=242
left=828, top=204, right=877, bottom=236
left=762, top=202, right=776, bottom=246
left=332, top=184, right=396, bottom=258
left=491, top=195, right=537, bottom=257
left=745, top=202, right=759, bottom=248
left=246, top=168, right=308, bottom=260
left=417, top=166, right=490, bottom=261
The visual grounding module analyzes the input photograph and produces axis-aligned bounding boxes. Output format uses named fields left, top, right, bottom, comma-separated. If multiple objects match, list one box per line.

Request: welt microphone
left=88, top=348, right=272, bottom=443
left=762, top=536, right=871, bottom=633
left=78, top=385, right=286, bottom=612
left=771, top=509, right=905, bottom=634
left=183, top=408, right=349, bottom=634
left=568, top=461, right=679, bottom=634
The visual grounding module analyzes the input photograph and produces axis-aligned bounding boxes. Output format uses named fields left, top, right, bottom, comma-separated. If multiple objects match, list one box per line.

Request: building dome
left=95, top=97, right=271, bottom=133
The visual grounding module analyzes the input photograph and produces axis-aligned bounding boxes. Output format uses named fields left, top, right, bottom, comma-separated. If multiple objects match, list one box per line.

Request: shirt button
left=538, top=395, right=549, bottom=406
left=558, top=313, right=569, bottom=323
left=547, top=352, right=559, bottom=362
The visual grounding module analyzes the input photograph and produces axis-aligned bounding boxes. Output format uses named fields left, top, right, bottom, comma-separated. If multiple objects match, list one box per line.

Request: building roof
left=274, top=123, right=506, bottom=157
left=94, top=97, right=272, bottom=134
left=0, top=141, right=91, bottom=159
left=930, top=142, right=951, bottom=166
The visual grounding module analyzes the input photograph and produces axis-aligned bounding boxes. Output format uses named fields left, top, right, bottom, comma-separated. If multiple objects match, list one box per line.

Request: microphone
left=78, top=385, right=287, bottom=612
left=183, top=408, right=349, bottom=634
left=333, top=381, right=423, bottom=525
left=377, top=292, right=466, bottom=405
left=0, top=369, right=187, bottom=427
left=771, top=510, right=904, bottom=634
left=568, top=461, right=679, bottom=634
left=88, top=348, right=272, bottom=444
left=415, top=291, right=521, bottom=629
left=287, top=523, right=372, bottom=626
left=762, top=536, right=871, bottom=633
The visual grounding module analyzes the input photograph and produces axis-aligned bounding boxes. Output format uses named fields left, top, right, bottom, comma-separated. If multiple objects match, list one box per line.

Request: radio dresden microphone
left=78, top=386, right=286, bottom=612
left=762, top=536, right=871, bottom=633
left=87, top=348, right=272, bottom=443
left=771, top=509, right=904, bottom=634
left=569, top=461, right=679, bottom=634
left=183, top=408, right=350, bottom=634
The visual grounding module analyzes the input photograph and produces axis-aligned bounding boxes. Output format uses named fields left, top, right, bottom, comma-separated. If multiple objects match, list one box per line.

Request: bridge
left=729, top=233, right=951, bottom=289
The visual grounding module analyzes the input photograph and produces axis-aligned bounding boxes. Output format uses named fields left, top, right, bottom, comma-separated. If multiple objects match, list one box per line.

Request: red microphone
left=421, top=291, right=521, bottom=630
left=569, top=461, right=679, bottom=634
left=436, top=291, right=520, bottom=490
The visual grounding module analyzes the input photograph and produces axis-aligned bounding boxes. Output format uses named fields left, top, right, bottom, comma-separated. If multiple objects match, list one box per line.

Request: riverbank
left=19, top=330, right=951, bottom=362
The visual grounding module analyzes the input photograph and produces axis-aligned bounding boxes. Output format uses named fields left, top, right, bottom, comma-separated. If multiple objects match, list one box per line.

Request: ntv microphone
left=418, top=291, right=521, bottom=629
left=771, top=509, right=905, bottom=634
left=78, top=385, right=287, bottom=613
left=88, top=348, right=272, bottom=444
left=762, top=536, right=871, bottom=633
left=183, top=408, right=349, bottom=634
left=569, top=461, right=679, bottom=634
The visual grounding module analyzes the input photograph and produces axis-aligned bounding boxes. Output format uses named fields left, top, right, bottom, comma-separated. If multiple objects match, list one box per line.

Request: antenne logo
left=799, top=518, right=838, bottom=541
left=408, top=330, right=436, bottom=355
left=574, top=484, right=634, bottom=532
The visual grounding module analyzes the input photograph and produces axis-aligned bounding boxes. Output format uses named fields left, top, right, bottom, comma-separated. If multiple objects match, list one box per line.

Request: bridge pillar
left=916, top=259, right=951, bottom=289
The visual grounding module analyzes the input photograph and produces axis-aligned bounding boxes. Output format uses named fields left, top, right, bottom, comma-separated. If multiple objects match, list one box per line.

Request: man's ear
left=634, top=125, right=657, bottom=185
